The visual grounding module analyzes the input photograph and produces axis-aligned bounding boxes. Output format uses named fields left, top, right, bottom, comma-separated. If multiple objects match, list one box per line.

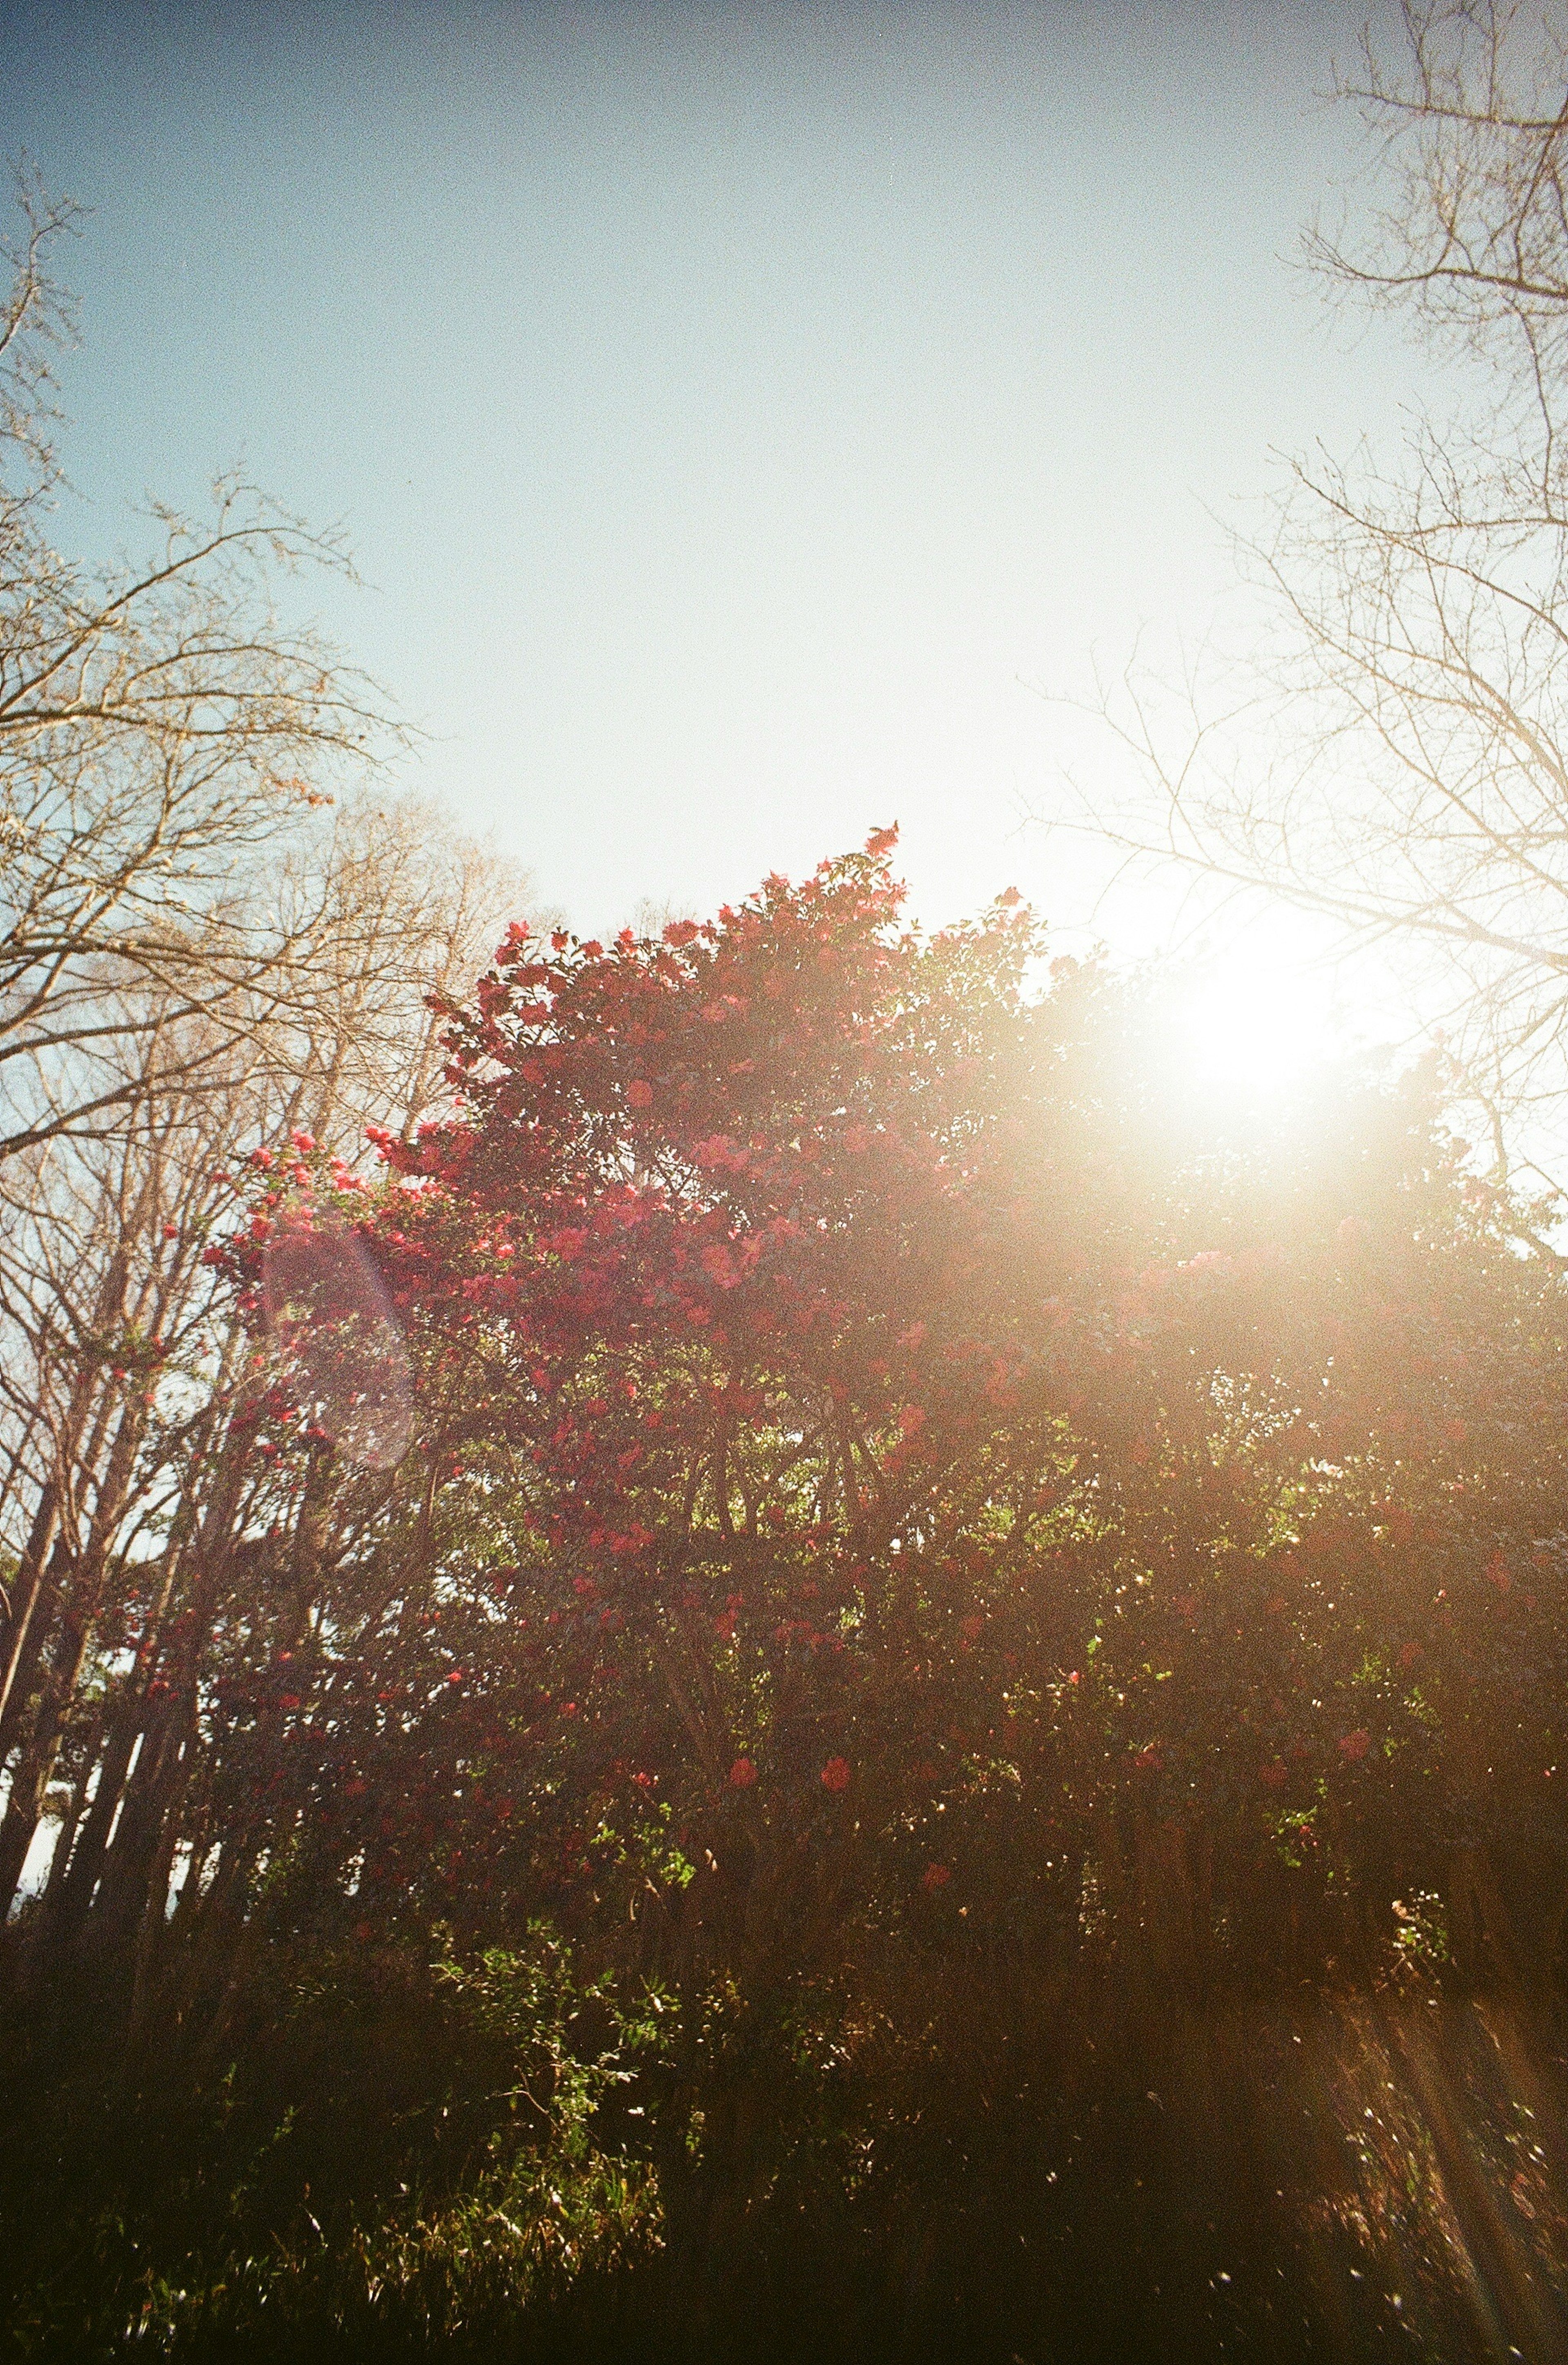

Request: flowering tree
left=143, top=828, right=1568, bottom=2041
left=10, top=829, right=1568, bottom=2355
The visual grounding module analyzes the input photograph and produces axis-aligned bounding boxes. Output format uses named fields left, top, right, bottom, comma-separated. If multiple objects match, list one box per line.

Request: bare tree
left=0, top=796, right=530, bottom=1928
left=274, top=795, right=535, bottom=1147
left=1054, top=2, right=1568, bottom=1183
left=0, top=171, right=396, bottom=1160
left=0, top=164, right=558, bottom=1988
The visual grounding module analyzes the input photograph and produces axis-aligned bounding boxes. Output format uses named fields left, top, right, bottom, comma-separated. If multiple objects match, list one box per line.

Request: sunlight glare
left=1181, top=957, right=1338, bottom=1099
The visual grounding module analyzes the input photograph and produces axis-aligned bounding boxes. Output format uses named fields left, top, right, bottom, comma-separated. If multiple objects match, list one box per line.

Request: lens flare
left=262, top=1216, right=412, bottom=1470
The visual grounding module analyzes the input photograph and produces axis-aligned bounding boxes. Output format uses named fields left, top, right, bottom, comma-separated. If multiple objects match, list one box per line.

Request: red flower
left=626, top=1078, right=653, bottom=1108
left=922, top=1862, right=951, bottom=1891
left=1338, top=1728, right=1370, bottom=1761
left=1260, top=1759, right=1287, bottom=1789
left=729, top=1757, right=757, bottom=1788
left=700, top=1242, right=739, bottom=1287
left=820, top=1756, right=851, bottom=1792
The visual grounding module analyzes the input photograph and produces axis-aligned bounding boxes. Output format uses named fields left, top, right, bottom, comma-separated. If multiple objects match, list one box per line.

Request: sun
left=1179, top=955, right=1340, bottom=1098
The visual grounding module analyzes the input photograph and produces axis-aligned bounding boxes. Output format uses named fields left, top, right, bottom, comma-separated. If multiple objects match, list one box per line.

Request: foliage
left=11, top=830, right=1568, bottom=2357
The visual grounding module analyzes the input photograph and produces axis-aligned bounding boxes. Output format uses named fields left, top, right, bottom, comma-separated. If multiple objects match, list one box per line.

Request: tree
left=10, top=832, right=1568, bottom=2355
left=0, top=791, right=526, bottom=1927
left=1059, top=1, right=1568, bottom=1188
left=0, top=171, right=395, bottom=1161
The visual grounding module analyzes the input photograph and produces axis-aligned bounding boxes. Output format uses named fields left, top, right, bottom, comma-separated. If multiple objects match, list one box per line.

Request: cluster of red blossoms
left=201, top=830, right=1568, bottom=1978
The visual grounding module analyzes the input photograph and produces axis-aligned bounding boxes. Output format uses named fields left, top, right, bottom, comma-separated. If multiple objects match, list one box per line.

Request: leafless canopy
left=1055, top=2, right=1568, bottom=1185
left=0, top=171, right=540, bottom=1938
left=0, top=169, right=398, bottom=1161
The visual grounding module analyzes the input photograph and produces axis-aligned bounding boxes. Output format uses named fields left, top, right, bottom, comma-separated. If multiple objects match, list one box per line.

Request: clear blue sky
left=2, top=0, right=1411, bottom=943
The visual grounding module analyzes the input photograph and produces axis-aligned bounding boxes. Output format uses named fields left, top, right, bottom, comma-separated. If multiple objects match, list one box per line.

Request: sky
left=1, top=0, right=1414, bottom=956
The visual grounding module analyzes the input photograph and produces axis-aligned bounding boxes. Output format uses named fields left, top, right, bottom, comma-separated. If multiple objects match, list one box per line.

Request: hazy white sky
left=4, top=0, right=1414, bottom=948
